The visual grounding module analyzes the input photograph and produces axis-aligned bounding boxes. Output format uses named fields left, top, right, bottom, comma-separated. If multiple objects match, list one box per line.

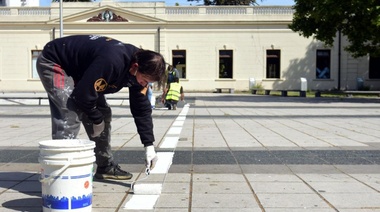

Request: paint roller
left=131, top=167, right=162, bottom=195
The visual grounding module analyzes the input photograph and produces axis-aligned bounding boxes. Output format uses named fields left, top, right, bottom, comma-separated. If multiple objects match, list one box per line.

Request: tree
left=289, top=0, right=380, bottom=57
left=187, top=0, right=257, bottom=6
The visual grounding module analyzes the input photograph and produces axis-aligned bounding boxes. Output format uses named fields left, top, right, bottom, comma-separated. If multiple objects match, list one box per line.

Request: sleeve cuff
left=143, top=142, right=153, bottom=147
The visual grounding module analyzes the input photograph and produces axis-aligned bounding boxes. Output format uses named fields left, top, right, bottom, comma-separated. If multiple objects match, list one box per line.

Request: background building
left=2, top=0, right=39, bottom=7
left=0, top=1, right=378, bottom=92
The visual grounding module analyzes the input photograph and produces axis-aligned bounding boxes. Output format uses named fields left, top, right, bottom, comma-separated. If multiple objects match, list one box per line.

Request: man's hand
left=91, top=120, right=105, bottom=137
left=145, top=145, right=158, bottom=172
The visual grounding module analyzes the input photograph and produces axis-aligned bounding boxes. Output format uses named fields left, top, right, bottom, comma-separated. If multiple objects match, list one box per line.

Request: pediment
left=47, top=5, right=166, bottom=24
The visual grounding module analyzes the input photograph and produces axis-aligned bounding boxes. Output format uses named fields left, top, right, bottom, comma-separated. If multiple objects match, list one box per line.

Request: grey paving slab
left=0, top=93, right=380, bottom=211
left=323, top=193, right=380, bottom=209
left=258, top=193, right=332, bottom=208
left=307, top=181, right=377, bottom=193
left=161, top=182, right=189, bottom=193
left=154, top=193, right=190, bottom=208
left=191, top=193, right=259, bottom=208
left=266, top=209, right=335, bottom=212
left=250, top=181, right=315, bottom=194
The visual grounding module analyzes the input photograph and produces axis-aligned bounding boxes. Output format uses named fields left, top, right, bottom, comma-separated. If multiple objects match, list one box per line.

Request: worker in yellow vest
left=162, top=77, right=184, bottom=110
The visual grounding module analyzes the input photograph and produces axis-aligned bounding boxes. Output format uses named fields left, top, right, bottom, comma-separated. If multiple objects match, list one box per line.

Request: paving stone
left=258, top=193, right=330, bottom=208
left=308, top=181, right=377, bottom=193
left=193, top=182, right=252, bottom=194
left=251, top=181, right=314, bottom=194
left=0, top=93, right=380, bottom=211
left=322, top=193, right=380, bottom=209
left=191, top=193, right=259, bottom=208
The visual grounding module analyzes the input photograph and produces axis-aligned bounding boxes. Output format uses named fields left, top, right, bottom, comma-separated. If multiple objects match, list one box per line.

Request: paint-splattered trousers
left=36, top=54, right=113, bottom=168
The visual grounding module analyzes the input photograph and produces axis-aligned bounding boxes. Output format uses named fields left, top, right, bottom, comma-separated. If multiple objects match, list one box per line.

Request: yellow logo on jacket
left=94, top=78, right=108, bottom=92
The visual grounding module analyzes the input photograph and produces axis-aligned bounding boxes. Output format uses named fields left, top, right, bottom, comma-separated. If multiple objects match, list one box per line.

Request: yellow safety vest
left=166, top=82, right=181, bottom=101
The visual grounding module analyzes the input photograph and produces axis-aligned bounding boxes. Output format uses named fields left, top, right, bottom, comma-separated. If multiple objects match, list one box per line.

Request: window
left=172, top=50, right=186, bottom=78
left=316, top=50, right=331, bottom=79
left=266, top=50, right=280, bottom=78
left=32, top=50, right=41, bottom=79
left=369, top=55, right=380, bottom=79
left=219, top=50, right=233, bottom=78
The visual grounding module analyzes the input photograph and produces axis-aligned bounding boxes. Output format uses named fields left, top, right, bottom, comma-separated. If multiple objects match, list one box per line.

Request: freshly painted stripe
left=172, top=120, right=184, bottom=127
left=124, top=104, right=190, bottom=210
left=160, top=136, right=179, bottom=148
left=133, top=184, right=162, bottom=195
left=150, top=152, right=174, bottom=174
left=123, top=195, right=160, bottom=210
left=176, top=116, right=186, bottom=121
left=167, top=126, right=182, bottom=135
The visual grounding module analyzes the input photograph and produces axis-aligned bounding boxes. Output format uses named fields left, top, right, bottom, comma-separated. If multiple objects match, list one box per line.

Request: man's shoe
left=95, top=163, right=133, bottom=180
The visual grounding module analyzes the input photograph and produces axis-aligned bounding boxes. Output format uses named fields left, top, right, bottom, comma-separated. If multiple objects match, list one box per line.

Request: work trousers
left=36, top=54, right=113, bottom=167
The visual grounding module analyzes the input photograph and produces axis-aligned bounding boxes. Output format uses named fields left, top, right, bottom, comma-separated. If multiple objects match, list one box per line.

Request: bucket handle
left=39, top=158, right=72, bottom=184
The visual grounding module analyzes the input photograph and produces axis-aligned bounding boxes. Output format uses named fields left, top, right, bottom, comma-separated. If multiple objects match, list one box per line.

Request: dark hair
left=132, top=49, right=166, bottom=83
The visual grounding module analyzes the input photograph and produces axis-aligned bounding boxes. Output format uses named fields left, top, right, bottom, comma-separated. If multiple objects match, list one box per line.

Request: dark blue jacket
left=42, top=35, right=154, bottom=146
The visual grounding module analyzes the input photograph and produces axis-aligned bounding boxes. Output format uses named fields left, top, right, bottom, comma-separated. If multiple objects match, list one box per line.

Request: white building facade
left=0, top=1, right=379, bottom=92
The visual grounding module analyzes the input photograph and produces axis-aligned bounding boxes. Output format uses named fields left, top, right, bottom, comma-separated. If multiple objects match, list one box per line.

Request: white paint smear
left=160, top=137, right=179, bottom=148
left=124, top=195, right=160, bottom=210
left=150, top=152, right=174, bottom=174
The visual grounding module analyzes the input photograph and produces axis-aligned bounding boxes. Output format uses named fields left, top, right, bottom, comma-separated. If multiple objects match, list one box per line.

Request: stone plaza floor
left=0, top=92, right=379, bottom=211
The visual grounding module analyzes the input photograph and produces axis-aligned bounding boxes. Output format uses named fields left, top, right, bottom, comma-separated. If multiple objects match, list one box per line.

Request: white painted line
left=160, top=137, right=179, bottom=148
left=173, top=120, right=184, bottom=127
left=176, top=116, right=186, bottom=121
left=150, top=152, right=174, bottom=174
left=167, top=126, right=182, bottom=135
left=133, top=183, right=162, bottom=195
left=180, top=105, right=190, bottom=114
left=124, top=104, right=190, bottom=210
left=123, top=195, right=160, bottom=210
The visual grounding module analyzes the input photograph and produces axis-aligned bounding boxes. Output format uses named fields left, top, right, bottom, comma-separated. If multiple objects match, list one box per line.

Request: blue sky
left=40, top=0, right=294, bottom=7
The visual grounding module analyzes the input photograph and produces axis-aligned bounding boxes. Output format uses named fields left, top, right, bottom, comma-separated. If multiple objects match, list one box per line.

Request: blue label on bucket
left=42, top=194, right=92, bottom=209
left=72, top=194, right=92, bottom=209
left=71, top=173, right=92, bottom=179
left=44, top=173, right=91, bottom=180
left=42, top=195, right=69, bottom=209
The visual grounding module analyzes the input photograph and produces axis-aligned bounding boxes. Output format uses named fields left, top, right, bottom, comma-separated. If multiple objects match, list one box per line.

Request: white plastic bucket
left=39, top=139, right=96, bottom=212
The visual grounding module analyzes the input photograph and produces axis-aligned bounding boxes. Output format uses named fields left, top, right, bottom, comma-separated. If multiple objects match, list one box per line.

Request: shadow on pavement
left=0, top=172, right=41, bottom=211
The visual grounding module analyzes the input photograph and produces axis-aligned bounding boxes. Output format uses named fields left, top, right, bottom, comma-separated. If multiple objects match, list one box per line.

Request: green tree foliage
left=187, top=0, right=257, bottom=6
left=289, top=0, right=380, bottom=57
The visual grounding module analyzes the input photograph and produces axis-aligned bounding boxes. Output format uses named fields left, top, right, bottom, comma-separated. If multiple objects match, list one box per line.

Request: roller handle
left=39, top=159, right=71, bottom=184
